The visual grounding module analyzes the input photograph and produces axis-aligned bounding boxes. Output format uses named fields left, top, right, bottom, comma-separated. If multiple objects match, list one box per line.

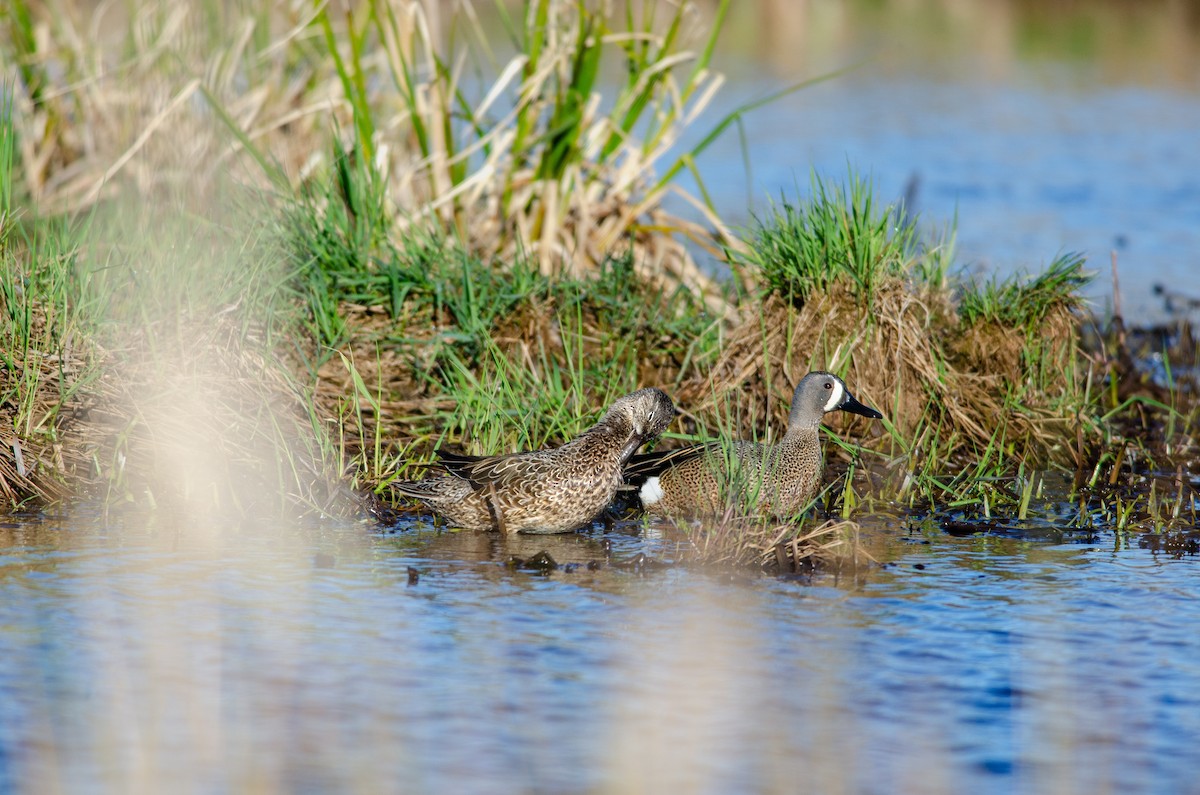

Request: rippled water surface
left=2, top=511, right=1198, bottom=793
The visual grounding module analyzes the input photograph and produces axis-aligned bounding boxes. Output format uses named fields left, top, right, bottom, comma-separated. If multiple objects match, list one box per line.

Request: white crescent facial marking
left=640, top=476, right=664, bottom=506
left=822, top=380, right=844, bottom=413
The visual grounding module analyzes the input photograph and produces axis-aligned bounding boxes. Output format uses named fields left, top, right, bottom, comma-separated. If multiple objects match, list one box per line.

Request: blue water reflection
left=1, top=514, right=1198, bottom=793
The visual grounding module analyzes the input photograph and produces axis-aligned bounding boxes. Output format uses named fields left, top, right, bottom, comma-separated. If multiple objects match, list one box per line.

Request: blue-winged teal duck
left=623, top=372, right=881, bottom=518
left=392, top=387, right=676, bottom=534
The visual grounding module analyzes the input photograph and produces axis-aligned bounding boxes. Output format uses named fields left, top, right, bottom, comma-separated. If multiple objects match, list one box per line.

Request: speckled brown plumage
left=624, top=372, right=882, bottom=518
left=392, top=387, right=676, bottom=533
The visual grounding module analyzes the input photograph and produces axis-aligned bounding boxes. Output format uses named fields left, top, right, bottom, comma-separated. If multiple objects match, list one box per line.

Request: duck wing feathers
left=436, top=449, right=550, bottom=490
left=621, top=442, right=721, bottom=487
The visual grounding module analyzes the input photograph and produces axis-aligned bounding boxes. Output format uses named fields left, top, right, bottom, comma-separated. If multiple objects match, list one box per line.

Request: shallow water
left=2, top=508, right=1198, bottom=794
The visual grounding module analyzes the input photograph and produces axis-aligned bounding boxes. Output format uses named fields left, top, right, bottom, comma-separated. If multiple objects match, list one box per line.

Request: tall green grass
left=243, top=0, right=830, bottom=296
left=316, top=0, right=738, bottom=236
left=0, top=86, right=100, bottom=505
left=0, top=83, right=12, bottom=223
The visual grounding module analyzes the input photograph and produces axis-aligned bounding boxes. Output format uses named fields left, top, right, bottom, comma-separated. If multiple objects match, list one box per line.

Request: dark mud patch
left=937, top=517, right=1101, bottom=543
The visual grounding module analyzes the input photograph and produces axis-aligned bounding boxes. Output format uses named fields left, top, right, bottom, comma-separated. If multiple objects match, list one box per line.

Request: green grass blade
left=197, top=84, right=289, bottom=190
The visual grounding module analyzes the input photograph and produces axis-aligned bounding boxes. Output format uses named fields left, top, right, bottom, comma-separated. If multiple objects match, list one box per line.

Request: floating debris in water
left=507, top=551, right=559, bottom=573
left=406, top=566, right=419, bottom=586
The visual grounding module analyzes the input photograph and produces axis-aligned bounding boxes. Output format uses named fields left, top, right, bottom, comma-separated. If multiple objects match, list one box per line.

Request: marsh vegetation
left=4, top=4, right=1200, bottom=795
left=2, top=0, right=1198, bottom=571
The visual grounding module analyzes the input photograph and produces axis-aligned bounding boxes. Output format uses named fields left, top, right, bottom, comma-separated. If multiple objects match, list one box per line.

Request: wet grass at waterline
left=644, top=512, right=877, bottom=577
left=0, top=90, right=97, bottom=505
left=0, top=216, right=98, bottom=506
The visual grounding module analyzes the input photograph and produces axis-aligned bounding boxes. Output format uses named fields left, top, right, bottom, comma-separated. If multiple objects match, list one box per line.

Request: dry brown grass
left=670, top=277, right=1083, bottom=470
left=9, top=3, right=330, bottom=214
left=0, top=250, right=361, bottom=516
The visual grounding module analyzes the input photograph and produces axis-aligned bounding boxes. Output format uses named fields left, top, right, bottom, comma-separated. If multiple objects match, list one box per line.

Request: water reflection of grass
left=706, top=0, right=1200, bottom=89
left=1, top=0, right=1198, bottom=574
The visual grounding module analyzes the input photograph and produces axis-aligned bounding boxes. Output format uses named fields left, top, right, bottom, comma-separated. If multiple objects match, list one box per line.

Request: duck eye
left=824, top=383, right=832, bottom=389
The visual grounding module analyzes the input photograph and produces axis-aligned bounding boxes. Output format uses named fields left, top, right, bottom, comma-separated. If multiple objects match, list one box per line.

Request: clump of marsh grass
left=234, top=0, right=795, bottom=318
left=0, top=245, right=98, bottom=507
left=7, top=30, right=341, bottom=513
left=744, top=172, right=937, bottom=304
left=761, top=518, right=874, bottom=574
left=695, top=170, right=1092, bottom=508
left=952, top=254, right=1089, bottom=387
left=91, top=323, right=358, bottom=519
left=304, top=0, right=745, bottom=303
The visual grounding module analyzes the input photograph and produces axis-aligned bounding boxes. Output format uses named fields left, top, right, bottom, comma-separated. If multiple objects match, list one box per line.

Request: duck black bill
left=842, top=394, right=883, bottom=420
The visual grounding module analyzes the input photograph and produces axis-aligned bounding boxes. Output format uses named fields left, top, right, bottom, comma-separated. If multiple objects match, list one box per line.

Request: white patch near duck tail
left=822, top=379, right=845, bottom=413
left=640, top=476, right=665, bottom=506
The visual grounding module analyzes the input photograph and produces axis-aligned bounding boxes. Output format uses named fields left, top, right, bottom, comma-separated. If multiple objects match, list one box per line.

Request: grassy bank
left=3, top=0, right=1197, bottom=570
